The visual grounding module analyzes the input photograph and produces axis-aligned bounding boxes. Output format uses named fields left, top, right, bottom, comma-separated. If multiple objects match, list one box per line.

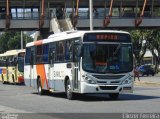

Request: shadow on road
left=32, top=91, right=160, bottom=102
left=119, top=93, right=160, bottom=101
left=0, top=82, right=25, bottom=86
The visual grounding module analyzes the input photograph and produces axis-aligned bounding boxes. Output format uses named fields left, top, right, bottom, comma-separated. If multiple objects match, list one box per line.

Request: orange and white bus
left=24, top=30, right=133, bottom=100
left=0, top=49, right=25, bottom=84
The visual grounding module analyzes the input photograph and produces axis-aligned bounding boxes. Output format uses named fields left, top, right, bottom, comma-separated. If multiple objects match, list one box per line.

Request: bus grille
left=99, top=86, right=118, bottom=90
left=93, top=75, right=124, bottom=80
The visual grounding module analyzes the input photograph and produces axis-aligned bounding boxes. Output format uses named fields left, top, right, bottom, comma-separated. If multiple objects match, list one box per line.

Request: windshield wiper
left=113, top=43, right=121, bottom=55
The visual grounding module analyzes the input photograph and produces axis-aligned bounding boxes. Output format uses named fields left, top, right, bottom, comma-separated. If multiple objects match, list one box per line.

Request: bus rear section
left=0, top=54, right=6, bottom=83
left=24, top=30, right=134, bottom=100
left=0, top=49, right=25, bottom=84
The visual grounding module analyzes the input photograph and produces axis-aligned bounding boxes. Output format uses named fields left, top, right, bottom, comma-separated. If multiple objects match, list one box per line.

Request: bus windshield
left=82, top=43, right=133, bottom=73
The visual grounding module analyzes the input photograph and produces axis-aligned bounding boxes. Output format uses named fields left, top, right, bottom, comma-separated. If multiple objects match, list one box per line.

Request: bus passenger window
left=56, top=42, right=65, bottom=62
left=36, top=46, right=43, bottom=63
left=65, top=40, right=73, bottom=61
left=25, top=48, right=31, bottom=65
left=43, top=45, right=49, bottom=63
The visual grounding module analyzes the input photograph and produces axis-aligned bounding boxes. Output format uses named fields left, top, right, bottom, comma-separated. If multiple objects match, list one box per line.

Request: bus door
left=5, top=58, right=9, bottom=82
left=30, top=51, right=34, bottom=87
left=48, top=48, right=55, bottom=89
left=72, top=44, right=80, bottom=90
left=13, top=57, right=17, bottom=83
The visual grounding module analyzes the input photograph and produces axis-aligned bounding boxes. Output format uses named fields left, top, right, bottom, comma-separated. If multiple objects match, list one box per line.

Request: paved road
left=0, top=81, right=160, bottom=114
left=0, top=75, right=160, bottom=119
left=138, top=75, right=160, bottom=83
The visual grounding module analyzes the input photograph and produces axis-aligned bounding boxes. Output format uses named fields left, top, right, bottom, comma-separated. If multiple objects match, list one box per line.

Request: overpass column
left=39, top=0, right=45, bottom=28
left=71, top=0, right=79, bottom=29
left=103, top=0, right=113, bottom=27
left=6, top=0, right=10, bottom=29
left=135, top=0, right=147, bottom=26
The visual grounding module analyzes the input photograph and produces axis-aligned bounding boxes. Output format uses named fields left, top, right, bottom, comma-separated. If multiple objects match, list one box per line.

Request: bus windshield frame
left=82, top=33, right=133, bottom=74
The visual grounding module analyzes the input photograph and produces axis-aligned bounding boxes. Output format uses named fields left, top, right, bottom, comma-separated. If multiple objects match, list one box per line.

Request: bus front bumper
left=80, top=81, right=133, bottom=94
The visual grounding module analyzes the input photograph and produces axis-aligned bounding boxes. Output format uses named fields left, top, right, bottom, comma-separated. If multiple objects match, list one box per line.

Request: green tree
left=0, top=31, right=33, bottom=53
left=130, top=30, right=149, bottom=66
left=147, top=30, right=160, bottom=73
left=130, top=29, right=160, bottom=73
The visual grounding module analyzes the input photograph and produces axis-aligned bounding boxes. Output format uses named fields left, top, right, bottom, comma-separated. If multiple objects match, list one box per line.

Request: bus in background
left=24, top=30, right=133, bottom=100
left=0, top=49, right=25, bottom=84
left=0, top=53, right=6, bottom=83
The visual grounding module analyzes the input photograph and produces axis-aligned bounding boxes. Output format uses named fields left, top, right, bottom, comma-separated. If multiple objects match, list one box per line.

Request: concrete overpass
left=0, top=0, right=160, bottom=38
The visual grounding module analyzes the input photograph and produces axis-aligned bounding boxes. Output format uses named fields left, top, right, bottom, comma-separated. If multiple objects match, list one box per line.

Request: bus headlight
left=82, top=75, right=96, bottom=84
left=88, top=79, right=96, bottom=84
left=122, top=79, right=130, bottom=84
left=122, top=75, right=133, bottom=84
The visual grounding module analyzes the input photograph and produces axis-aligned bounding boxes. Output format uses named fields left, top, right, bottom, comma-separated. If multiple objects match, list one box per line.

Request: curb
left=134, top=81, right=160, bottom=87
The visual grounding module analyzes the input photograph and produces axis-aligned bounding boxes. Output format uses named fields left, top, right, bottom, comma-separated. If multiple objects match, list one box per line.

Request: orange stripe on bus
left=36, top=64, right=48, bottom=89
left=2, top=69, right=7, bottom=74
left=34, top=40, right=43, bottom=46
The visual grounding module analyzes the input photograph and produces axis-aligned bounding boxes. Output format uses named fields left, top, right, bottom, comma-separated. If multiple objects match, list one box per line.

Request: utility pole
left=89, top=0, right=93, bottom=30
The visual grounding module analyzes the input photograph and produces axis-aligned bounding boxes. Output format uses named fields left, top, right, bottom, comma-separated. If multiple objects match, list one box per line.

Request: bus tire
left=65, top=80, right=74, bottom=100
left=108, top=93, right=119, bottom=100
left=37, top=78, right=45, bottom=95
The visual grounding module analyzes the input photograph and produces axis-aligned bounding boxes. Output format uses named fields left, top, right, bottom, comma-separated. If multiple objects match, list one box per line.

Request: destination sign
left=83, top=33, right=131, bottom=42
left=96, top=34, right=118, bottom=40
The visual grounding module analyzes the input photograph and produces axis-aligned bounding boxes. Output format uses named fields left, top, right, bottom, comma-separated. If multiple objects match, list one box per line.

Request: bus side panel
left=0, top=67, right=6, bottom=81
left=35, top=64, right=49, bottom=90
left=32, top=65, right=38, bottom=88
left=24, top=64, right=50, bottom=90
left=53, top=63, right=72, bottom=92
left=8, top=67, right=15, bottom=83
left=24, top=65, right=31, bottom=86
left=52, top=63, right=65, bottom=92
left=45, top=63, right=57, bottom=90
left=2, top=68, right=8, bottom=82
left=24, top=65, right=38, bottom=88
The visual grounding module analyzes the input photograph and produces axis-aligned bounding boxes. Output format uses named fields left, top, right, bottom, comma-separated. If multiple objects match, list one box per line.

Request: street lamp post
left=89, top=0, right=93, bottom=31
left=21, top=31, right=23, bottom=49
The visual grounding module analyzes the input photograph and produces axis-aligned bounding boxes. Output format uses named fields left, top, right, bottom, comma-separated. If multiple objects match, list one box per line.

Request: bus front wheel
left=65, top=80, right=74, bottom=100
left=108, top=93, right=119, bottom=100
left=37, top=78, right=45, bottom=95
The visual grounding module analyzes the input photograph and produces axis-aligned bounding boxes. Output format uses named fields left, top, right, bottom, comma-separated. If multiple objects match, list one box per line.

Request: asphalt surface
left=0, top=76, right=160, bottom=119
left=135, top=73, right=160, bottom=83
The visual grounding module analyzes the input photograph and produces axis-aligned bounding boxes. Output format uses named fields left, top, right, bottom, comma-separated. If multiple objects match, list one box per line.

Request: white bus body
left=24, top=30, right=133, bottom=100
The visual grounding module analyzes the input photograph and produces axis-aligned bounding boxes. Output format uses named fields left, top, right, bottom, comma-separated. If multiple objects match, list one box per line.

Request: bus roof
left=0, top=49, right=25, bottom=57
left=26, top=30, right=130, bottom=47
